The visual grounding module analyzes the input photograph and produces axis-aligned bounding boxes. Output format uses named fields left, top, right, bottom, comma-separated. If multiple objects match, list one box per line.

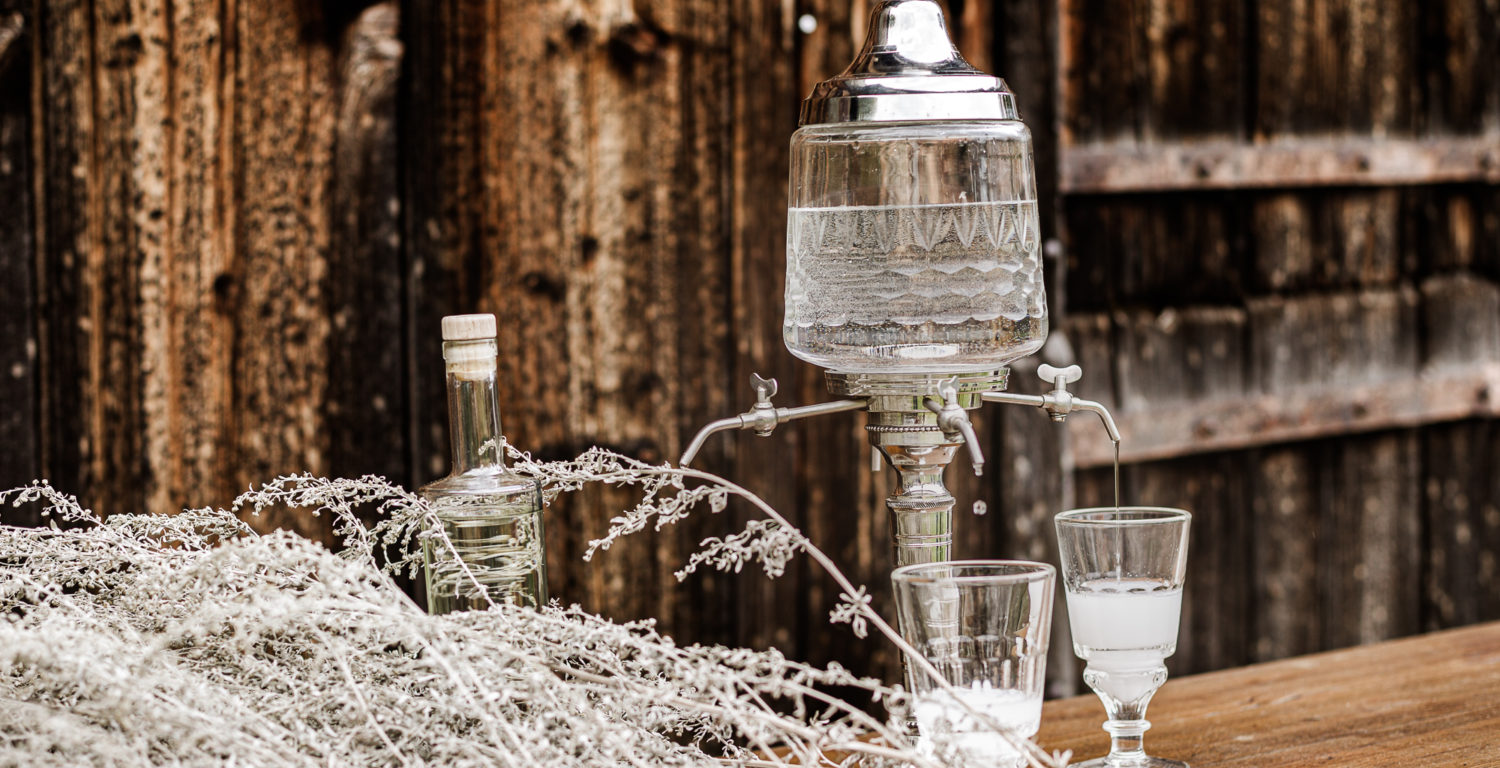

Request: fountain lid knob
left=800, top=0, right=1018, bottom=125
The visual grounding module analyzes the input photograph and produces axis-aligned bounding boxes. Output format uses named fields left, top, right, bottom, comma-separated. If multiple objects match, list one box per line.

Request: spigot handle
left=938, top=376, right=959, bottom=402
left=1038, top=364, right=1082, bottom=388
left=750, top=373, right=778, bottom=404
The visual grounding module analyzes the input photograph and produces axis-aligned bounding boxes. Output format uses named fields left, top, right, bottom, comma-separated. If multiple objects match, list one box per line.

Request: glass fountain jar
left=784, top=0, right=1046, bottom=374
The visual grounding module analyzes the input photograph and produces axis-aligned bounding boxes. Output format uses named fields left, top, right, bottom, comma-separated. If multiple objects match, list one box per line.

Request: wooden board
left=1069, top=363, right=1500, bottom=469
left=1423, top=421, right=1500, bottom=630
left=1058, top=0, right=1248, bottom=145
left=326, top=4, right=405, bottom=489
left=1062, top=137, right=1500, bottom=193
left=0, top=0, right=36, bottom=523
left=1037, top=622, right=1500, bottom=767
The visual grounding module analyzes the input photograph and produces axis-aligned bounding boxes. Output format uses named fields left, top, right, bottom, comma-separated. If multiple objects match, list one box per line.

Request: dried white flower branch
left=0, top=445, right=1069, bottom=768
left=504, top=444, right=1069, bottom=768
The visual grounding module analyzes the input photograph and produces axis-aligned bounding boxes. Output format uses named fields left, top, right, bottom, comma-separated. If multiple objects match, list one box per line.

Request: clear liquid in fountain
left=785, top=199, right=1045, bottom=372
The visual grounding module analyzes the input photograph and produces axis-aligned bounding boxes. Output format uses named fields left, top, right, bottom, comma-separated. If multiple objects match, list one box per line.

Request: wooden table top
left=1037, top=621, right=1500, bottom=767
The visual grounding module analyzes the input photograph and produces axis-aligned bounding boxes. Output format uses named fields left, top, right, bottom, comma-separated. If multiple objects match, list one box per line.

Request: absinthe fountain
left=680, top=0, right=1119, bottom=569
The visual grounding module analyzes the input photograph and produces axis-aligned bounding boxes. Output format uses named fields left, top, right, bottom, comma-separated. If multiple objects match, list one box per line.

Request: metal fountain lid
left=800, top=0, right=1019, bottom=126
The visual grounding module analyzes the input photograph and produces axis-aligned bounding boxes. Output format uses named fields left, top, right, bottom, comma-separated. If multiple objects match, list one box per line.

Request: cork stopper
left=441, top=314, right=498, bottom=376
left=442, top=314, right=497, bottom=341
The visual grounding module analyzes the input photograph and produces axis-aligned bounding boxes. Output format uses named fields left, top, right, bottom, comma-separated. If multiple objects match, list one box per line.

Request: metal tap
left=678, top=374, right=865, bottom=466
left=679, top=365, right=1121, bottom=569
left=923, top=378, right=984, bottom=476
left=982, top=364, right=1121, bottom=443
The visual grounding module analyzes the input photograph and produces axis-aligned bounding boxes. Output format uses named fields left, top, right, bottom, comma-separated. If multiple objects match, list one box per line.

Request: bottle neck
left=443, top=339, right=504, bottom=474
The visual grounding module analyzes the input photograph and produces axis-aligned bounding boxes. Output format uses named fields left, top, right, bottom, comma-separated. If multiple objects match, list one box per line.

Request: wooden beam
left=0, top=0, right=36, bottom=518
left=1061, top=136, right=1500, bottom=194
left=1069, top=363, right=1500, bottom=468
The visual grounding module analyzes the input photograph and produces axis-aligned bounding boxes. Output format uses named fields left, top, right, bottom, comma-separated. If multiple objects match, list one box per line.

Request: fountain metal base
left=824, top=370, right=1011, bottom=567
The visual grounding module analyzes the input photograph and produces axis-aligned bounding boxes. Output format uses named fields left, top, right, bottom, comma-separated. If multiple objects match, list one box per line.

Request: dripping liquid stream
left=1113, top=440, right=1121, bottom=513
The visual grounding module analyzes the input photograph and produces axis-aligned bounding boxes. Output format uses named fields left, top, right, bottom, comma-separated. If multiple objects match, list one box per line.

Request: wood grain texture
left=472, top=0, right=678, bottom=628
left=160, top=0, right=233, bottom=516
left=1423, top=421, right=1500, bottom=630
left=1070, top=364, right=1500, bottom=468
left=1251, top=190, right=1403, bottom=293
left=1064, top=193, right=1246, bottom=312
left=1417, top=0, right=1500, bottom=133
left=34, top=0, right=100, bottom=514
left=1406, top=186, right=1500, bottom=276
left=1113, top=306, right=1246, bottom=411
left=1318, top=432, right=1423, bottom=647
left=228, top=0, right=336, bottom=541
left=0, top=0, right=35, bottom=522
left=327, top=3, right=404, bottom=487
left=1422, top=273, right=1500, bottom=369
left=1037, top=622, right=1500, bottom=767
left=1059, top=0, right=1247, bottom=144
left=1248, top=288, right=1420, bottom=395
left=1250, top=445, right=1320, bottom=661
left=1255, top=0, right=1417, bottom=138
left=0, top=11, right=20, bottom=77
left=1062, top=136, right=1500, bottom=193
left=28, top=0, right=340, bottom=536
left=401, top=0, right=485, bottom=490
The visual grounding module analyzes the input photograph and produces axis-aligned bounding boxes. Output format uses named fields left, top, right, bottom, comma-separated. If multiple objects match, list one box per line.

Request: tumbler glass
left=891, top=560, right=1054, bottom=768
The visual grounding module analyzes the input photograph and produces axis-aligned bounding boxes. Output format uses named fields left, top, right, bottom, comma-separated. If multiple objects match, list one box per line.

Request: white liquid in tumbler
left=914, top=684, right=1043, bottom=768
left=1066, top=578, right=1183, bottom=670
left=784, top=200, right=1046, bottom=372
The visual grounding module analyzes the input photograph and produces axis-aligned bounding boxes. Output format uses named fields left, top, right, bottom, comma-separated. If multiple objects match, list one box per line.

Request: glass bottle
left=421, top=314, right=547, bottom=613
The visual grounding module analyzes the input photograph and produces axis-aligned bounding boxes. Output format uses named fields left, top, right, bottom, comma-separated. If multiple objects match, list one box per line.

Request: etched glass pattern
left=784, top=200, right=1045, bottom=371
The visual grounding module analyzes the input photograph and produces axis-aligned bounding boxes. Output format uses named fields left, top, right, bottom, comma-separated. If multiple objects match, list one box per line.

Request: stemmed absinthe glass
left=1055, top=508, right=1191, bottom=768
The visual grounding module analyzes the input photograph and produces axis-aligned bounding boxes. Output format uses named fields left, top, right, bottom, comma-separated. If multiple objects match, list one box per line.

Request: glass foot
left=1070, top=758, right=1188, bottom=768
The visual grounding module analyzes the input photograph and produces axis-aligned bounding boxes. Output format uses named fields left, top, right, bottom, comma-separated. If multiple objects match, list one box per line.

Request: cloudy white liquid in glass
left=1066, top=578, right=1183, bottom=670
left=914, top=683, right=1043, bottom=768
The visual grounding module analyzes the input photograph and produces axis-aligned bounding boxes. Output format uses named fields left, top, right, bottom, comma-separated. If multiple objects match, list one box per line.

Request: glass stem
left=1104, top=716, right=1149, bottom=764
left=1083, top=663, right=1168, bottom=766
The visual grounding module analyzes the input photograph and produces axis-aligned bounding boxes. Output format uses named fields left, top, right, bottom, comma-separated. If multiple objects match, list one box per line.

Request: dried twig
left=0, top=444, right=1072, bottom=768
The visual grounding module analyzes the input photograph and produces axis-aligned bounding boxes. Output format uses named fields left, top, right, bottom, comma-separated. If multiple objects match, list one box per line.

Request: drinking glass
left=891, top=560, right=1054, bottom=768
left=1054, top=508, right=1191, bottom=768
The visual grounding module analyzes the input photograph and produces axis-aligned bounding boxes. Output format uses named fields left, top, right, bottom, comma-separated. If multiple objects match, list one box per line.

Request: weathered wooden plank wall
left=1060, top=0, right=1500, bottom=687
left=0, top=0, right=1496, bottom=696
